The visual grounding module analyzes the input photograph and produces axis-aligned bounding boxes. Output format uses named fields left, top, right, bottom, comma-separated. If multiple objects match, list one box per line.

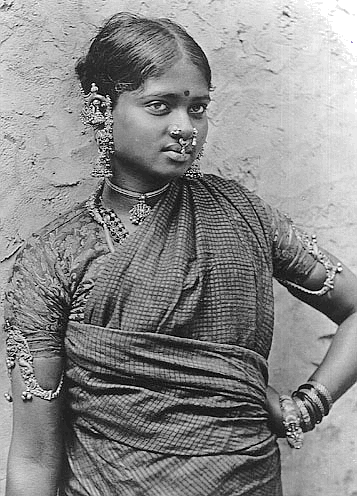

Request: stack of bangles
left=279, top=380, right=334, bottom=449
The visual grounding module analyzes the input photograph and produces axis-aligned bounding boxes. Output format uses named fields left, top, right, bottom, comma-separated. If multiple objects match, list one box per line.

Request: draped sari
left=5, top=174, right=320, bottom=495
left=61, top=175, right=282, bottom=495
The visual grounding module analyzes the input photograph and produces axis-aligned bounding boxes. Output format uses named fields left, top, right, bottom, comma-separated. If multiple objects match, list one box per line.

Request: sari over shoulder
left=85, top=175, right=275, bottom=355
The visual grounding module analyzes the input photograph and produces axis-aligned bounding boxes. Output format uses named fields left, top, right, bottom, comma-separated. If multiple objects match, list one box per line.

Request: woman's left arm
left=286, top=250, right=357, bottom=402
left=267, top=203, right=357, bottom=401
left=267, top=249, right=357, bottom=439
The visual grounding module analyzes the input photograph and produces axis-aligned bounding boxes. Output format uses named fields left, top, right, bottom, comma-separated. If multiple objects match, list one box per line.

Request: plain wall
left=1, top=0, right=357, bottom=494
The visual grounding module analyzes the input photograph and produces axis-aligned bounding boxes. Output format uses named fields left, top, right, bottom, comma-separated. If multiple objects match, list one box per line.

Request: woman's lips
left=164, top=150, right=191, bottom=162
left=163, top=143, right=193, bottom=162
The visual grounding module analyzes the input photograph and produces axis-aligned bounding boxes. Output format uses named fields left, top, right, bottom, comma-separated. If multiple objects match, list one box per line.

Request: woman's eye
left=146, top=102, right=169, bottom=114
left=189, top=103, right=208, bottom=116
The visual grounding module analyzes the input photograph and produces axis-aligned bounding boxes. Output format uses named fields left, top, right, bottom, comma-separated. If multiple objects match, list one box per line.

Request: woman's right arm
left=3, top=231, right=73, bottom=495
left=6, top=356, right=64, bottom=496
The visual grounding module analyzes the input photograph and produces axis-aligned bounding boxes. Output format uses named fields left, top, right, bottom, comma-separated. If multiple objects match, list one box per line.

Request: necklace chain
left=105, top=178, right=170, bottom=225
left=105, top=178, right=170, bottom=199
left=87, top=177, right=170, bottom=244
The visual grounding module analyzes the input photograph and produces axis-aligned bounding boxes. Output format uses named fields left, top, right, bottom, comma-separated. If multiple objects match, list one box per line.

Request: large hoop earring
left=184, top=146, right=204, bottom=179
left=81, top=83, right=114, bottom=178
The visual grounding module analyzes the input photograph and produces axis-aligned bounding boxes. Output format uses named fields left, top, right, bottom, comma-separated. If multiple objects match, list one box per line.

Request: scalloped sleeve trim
left=5, top=320, right=64, bottom=402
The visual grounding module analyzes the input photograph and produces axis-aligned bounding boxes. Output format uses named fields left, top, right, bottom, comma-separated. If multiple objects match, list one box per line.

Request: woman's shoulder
left=16, top=199, right=103, bottom=265
left=201, top=173, right=271, bottom=215
left=202, top=173, right=259, bottom=195
left=33, top=200, right=91, bottom=240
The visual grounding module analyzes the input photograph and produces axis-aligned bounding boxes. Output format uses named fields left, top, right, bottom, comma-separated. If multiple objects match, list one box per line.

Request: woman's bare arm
left=267, top=251, right=357, bottom=435
left=287, top=251, right=357, bottom=401
left=6, top=357, right=64, bottom=496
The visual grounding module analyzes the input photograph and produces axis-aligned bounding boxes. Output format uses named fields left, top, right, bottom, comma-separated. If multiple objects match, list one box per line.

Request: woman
left=3, top=12, right=357, bottom=496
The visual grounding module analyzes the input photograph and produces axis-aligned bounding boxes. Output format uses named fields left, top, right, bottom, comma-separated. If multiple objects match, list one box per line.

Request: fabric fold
left=65, top=322, right=271, bottom=455
left=84, top=176, right=275, bottom=358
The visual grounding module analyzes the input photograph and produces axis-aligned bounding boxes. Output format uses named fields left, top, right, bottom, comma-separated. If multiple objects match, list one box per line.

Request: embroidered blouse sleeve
left=268, top=206, right=342, bottom=295
left=269, top=207, right=318, bottom=284
left=4, top=232, right=71, bottom=400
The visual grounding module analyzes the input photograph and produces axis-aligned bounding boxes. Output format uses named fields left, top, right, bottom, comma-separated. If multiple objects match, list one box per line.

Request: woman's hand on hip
left=266, top=385, right=285, bottom=438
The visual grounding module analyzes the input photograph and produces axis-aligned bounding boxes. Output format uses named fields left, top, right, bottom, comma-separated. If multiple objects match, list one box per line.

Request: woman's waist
left=66, top=320, right=267, bottom=367
left=66, top=383, right=270, bottom=455
left=65, top=322, right=268, bottom=400
left=64, top=322, right=270, bottom=455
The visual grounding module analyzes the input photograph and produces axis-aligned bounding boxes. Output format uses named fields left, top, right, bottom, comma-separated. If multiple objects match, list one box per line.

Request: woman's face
left=111, top=58, right=210, bottom=190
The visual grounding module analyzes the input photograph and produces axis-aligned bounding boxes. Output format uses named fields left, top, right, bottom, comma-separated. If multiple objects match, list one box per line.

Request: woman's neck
left=110, top=168, right=172, bottom=194
left=101, top=177, right=171, bottom=228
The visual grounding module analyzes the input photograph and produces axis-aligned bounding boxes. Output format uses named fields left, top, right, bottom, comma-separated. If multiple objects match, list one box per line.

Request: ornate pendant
left=129, top=195, right=152, bottom=225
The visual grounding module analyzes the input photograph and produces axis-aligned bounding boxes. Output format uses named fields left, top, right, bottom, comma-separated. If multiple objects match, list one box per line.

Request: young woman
left=4, top=12, right=357, bottom=496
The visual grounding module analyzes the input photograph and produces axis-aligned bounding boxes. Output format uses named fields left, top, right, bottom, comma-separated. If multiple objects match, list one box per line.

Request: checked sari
left=5, top=175, right=318, bottom=495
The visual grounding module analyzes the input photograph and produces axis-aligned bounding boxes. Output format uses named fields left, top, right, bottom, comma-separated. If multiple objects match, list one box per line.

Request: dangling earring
left=81, top=83, right=114, bottom=178
left=184, top=146, right=204, bottom=179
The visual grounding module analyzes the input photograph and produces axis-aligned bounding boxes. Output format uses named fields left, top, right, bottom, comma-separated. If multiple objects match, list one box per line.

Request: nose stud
left=169, top=126, right=198, bottom=143
left=169, top=125, right=182, bottom=138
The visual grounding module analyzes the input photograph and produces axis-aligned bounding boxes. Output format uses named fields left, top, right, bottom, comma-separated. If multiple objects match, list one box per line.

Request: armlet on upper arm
left=276, top=230, right=343, bottom=296
left=4, top=320, right=64, bottom=402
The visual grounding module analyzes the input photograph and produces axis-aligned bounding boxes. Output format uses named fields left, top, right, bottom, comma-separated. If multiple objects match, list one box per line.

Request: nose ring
left=178, top=137, right=189, bottom=154
left=191, top=128, right=198, bottom=147
left=169, top=126, right=198, bottom=154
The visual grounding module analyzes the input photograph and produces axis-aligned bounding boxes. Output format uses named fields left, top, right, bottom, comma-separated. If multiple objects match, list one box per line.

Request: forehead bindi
left=140, top=60, right=209, bottom=98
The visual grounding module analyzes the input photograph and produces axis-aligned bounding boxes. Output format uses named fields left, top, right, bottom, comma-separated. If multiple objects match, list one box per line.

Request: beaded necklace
left=87, top=179, right=171, bottom=251
left=86, top=181, right=129, bottom=246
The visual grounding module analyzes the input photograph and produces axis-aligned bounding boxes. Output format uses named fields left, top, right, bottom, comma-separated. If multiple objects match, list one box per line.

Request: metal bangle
left=299, top=387, right=326, bottom=420
left=292, top=394, right=313, bottom=432
left=298, top=390, right=324, bottom=424
left=293, top=390, right=320, bottom=426
left=299, top=383, right=330, bottom=416
left=305, top=380, right=333, bottom=414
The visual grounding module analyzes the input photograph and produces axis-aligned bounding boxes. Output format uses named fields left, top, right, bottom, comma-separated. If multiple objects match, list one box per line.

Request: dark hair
left=76, top=12, right=212, bottom=105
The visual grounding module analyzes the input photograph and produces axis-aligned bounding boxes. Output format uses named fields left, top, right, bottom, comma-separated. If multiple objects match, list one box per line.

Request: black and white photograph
left=1, top=1, right=357, bottom=495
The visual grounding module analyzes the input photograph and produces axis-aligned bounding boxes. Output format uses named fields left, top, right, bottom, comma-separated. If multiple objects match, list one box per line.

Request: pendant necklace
left=87, top=179, right=171, bottom=252
left=105, top=178, right=170, bottom=225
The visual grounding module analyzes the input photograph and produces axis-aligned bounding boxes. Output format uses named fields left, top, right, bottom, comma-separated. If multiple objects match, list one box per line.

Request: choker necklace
left=105, top=178, right=170, bottom=225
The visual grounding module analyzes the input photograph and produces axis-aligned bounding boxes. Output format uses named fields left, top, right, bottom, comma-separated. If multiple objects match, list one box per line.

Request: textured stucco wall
left=1, top=0, right=357, bottom=494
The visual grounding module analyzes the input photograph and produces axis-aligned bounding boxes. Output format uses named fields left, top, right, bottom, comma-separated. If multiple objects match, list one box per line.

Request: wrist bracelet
left=303, top=381, right=333, bottom=414
left=299, top=388, right=325, bottom=422
left=296, top=390, right=323, bottom=425
left=293, top=390, right=319, bottom=428
left=291, top=380, right=333, bottom=434
left=292, top=394, right=313, bottom=432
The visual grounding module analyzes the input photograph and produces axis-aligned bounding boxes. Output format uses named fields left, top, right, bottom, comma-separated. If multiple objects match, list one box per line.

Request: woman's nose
left=168, top=112, right=194, bottom=140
